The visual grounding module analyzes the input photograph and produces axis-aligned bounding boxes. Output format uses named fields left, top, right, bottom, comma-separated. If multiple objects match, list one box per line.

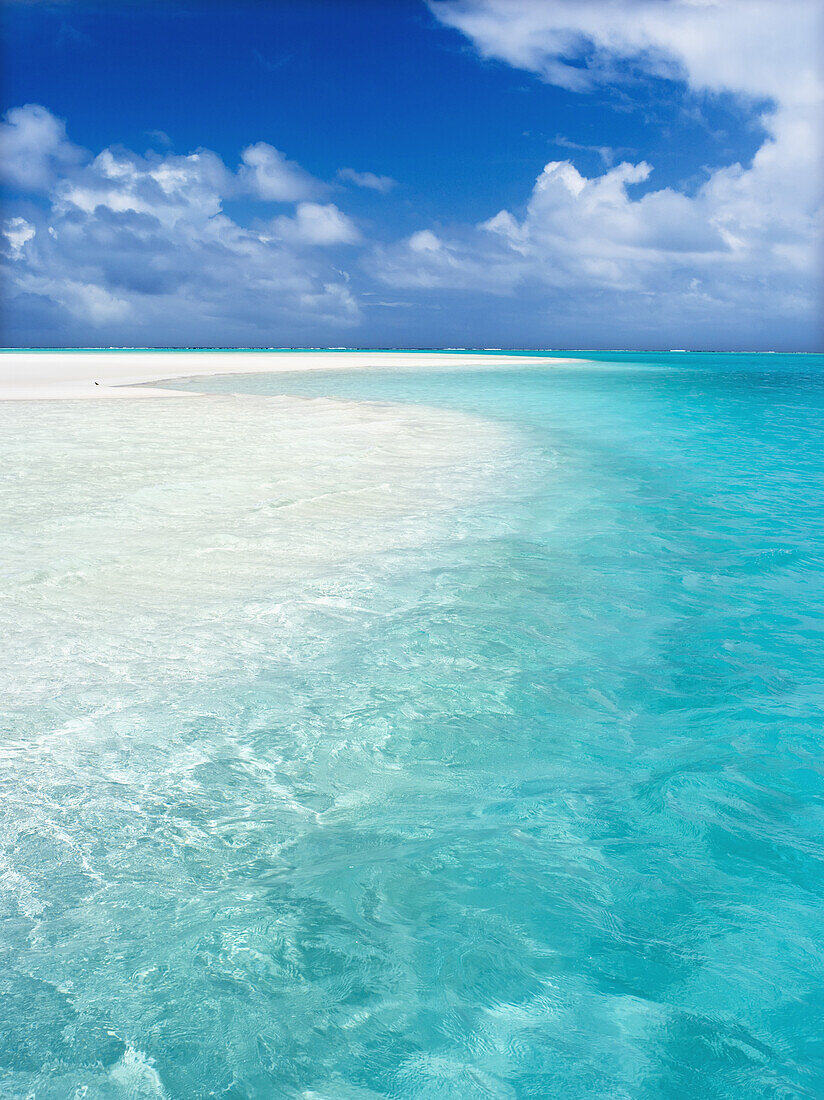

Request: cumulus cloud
left=337, top=168, right=397, bottom=193
left=372, top=143, right=820, bottom=332
left=368, top=0, right=823, bottom=342
left=55, top=147, right=232, bottom=223
left=271, top=202, right=361, bottom=246
left=0, top=104, right=85, bottom=191
left=1, top=107, right=361, bottom=343
left=239, top=141, right=325, bottom=202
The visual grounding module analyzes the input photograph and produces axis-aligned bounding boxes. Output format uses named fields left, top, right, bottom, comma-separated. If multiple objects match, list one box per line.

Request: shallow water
left=2, top=353, right=824, bottom=1097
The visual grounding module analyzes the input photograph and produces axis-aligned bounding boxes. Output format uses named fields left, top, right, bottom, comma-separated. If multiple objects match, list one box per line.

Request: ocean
left=2, top=352, right=823, bottom=1098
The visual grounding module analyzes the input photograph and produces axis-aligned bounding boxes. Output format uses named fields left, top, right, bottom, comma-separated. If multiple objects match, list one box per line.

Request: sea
left=1, top=351, right=823, bottom=1098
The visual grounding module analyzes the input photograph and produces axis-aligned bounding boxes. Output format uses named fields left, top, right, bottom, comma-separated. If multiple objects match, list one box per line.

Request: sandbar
left=0, top=350, right=577, bottom=400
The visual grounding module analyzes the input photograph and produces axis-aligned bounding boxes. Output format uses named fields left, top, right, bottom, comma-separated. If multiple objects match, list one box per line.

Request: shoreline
left=0, top=350, right=578, bottom=400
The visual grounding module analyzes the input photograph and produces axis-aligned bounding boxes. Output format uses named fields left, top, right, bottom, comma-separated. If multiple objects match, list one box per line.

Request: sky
left=0, top=0, right=821, bottom=350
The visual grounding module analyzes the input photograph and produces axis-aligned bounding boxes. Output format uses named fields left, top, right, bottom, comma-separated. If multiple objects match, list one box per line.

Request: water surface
left=2, top=352, right=823, bottom=1098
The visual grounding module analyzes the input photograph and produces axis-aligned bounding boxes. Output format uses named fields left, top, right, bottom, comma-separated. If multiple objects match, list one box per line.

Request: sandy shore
left=0, top=350, right=575, bottom=399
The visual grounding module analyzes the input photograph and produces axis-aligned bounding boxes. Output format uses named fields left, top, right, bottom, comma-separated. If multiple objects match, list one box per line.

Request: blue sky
left=1, top=0, right=821, bottom=349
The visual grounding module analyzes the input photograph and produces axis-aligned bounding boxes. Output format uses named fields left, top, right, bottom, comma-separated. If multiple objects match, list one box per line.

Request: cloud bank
left=1, top=106, right=361, bottom=345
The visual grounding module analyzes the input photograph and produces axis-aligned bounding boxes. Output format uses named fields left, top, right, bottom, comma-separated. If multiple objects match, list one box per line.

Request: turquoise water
left=2, top=353, right=824, bottom=1097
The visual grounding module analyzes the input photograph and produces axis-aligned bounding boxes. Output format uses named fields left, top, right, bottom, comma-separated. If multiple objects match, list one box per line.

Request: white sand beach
left=0, top=349, right=575, bottom=400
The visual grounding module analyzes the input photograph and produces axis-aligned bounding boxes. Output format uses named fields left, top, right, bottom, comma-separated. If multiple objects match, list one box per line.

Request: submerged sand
left=0, top=349, right=575, bottom=400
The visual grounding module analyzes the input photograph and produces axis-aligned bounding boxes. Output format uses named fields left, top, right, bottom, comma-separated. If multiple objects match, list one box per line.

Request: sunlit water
left=2, top=353, right=824, bottom=1098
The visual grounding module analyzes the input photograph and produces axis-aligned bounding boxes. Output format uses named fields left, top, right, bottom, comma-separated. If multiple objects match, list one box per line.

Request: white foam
left=108, top=1045, right=168, bottom=1097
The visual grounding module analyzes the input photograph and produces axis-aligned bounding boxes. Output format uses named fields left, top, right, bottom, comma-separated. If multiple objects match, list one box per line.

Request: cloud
left=21, top=277, right=132, bottom=325
left=409, top=230, right=443, bottom=253
left=370, top=227, right=522, bottom=293
left=55, top=146, right=233, bottom=224
left=367, top=0, right=823, bottom=343
left=428, top=0, right=823, bottom=106
left=145, top=129, right=172, bottom=149
left=2, top=217, right=36, bottom=258
left=1, top=107, right=362, bottom=343
left=239, top=141, right=325, bottom=202
left=371, top=143, right=820, bottom=328
left=0, top=104, right=85, bottom=192
left=337, top=168, right=397, bottom=193
left=271, top=202, right=361, bottom=246
left=552, top=134, right=619, bottom=167
left=485, top=158, right=730, bottom=259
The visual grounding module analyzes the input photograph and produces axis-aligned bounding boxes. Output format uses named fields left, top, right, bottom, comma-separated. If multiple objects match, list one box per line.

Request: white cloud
left=239, top=141, right=325, bottom=202
left=1, top=107, right=362, bottom=342
left=2, top=217, right=36, bottom=259
left=428, top=0, right=823, bottom=106
left=337, top=168, right=397, bottom=193
left=0, top=104, right=85, bottom=192
left=484, top=158, right=730, bottom=260
left=370, top=228, right=522, bottom=292
left=39, top=278, right=132, bottom=325
left=408, top=230, right=443, bottom=253
left=271, top=202, right=361, bottom=246
left=368, top=0, right=823, bottom=340
left=56, top=147, right=232, bottom=224
left=373, top=141, right=820, bottom=317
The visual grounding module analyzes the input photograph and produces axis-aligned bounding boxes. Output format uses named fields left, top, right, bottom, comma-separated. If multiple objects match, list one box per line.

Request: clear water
left=2, top=352, right=824, bottom=1098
